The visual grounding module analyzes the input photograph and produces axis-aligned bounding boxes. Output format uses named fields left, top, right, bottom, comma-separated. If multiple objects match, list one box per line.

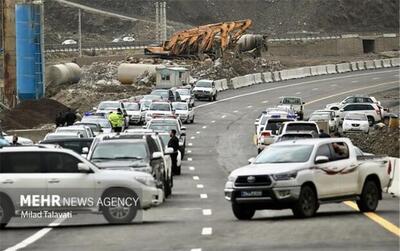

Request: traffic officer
left=168, top=129, right=180, bottom=175
left=108, top=109, right=124, bottom=133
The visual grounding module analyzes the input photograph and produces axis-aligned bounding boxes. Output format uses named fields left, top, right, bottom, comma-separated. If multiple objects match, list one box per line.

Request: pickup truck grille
left=235, top=175, right=272, bottom=187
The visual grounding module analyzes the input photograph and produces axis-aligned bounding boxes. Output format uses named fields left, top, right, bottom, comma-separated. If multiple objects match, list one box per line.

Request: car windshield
left=255, top=145, right=314, bottom=163
left=309, top=114, right=330, bottom=121
left=196, top=81, right=212, bottom=88
left=345, top=113, right=367, bottom=121
left=286, top=123, right=318, bottom=133
left=150, top=103, right=171, bottom=111
left=176, top=89, right=190, bottom=95
left=56, top=128, right=85, bottom=135
left=149, top=124, right=178, bottom=133
left=45, top=134, right=79, bottom=140
left=264, top=119, right=291, bottom=133
left=124, top=103, right=140, bottom=111
left=91, top=142, right=148, bottom=161
left=159, top=134, right=170, bottom=146
left=98, top=102, right=119, bottom=110
left=82, top=118, right=111, bottom=128
left=172, top=103, right=188, bottom=110
left=143, top=95, right=161, bottom=101
left=279, top=134, right=313, bottom=142
left=282, top=97, right=301, bottom=105
left=151, top=90, right=169, bottom=99
left=76, top=123, right=100, bottom=132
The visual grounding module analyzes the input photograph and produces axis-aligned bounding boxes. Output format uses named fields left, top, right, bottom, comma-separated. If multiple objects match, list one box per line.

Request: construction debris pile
left=0, top=99, right=69, bottom=130
left=348, top=128, right=400, bottom=158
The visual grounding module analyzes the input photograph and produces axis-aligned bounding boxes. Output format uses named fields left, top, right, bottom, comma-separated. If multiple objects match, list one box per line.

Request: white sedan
left=2, top=132, right=33, bottom=145
left=342, top=113, right=369, bottom=134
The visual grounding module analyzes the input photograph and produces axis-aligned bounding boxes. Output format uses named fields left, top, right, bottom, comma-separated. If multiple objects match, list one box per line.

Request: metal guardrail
left=45, top=40, right=155, bottom=53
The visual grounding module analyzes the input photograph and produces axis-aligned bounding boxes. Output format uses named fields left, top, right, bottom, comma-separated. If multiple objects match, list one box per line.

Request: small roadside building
left=156, top=66, right=190, bottom=89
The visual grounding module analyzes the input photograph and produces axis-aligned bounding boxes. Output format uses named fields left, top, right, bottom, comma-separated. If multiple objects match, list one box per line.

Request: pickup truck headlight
left=134, top=166, right=152, bottom=174
left=135, top=176, right=156, bottom=187
left=272, top=171, right=297, bottom=181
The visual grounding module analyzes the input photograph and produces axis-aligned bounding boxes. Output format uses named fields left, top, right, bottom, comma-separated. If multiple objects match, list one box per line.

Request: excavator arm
left=145, top=19, right=253, bottom=57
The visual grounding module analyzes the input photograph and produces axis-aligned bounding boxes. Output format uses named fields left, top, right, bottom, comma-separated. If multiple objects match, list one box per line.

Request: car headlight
left=228, top=175, right=236, bottom=182
left=272, top=171, right=297, bottom=181
left=135, top=176, right=156, bottom=187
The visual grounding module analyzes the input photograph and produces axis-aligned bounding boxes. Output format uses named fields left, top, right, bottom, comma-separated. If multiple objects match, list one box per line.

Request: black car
left=40, top=138, right=93, bottom=155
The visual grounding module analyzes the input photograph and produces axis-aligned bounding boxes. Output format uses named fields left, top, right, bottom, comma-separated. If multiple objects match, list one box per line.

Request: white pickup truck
left=225, top=138, right=391, bottom=220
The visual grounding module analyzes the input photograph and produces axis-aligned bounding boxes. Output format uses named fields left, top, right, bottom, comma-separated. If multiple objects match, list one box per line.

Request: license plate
left=241, top=191, right=263, bottom=197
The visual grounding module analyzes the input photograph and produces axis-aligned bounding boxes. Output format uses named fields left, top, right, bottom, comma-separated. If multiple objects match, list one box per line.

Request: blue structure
left=15, top=3, right=45, bottom=100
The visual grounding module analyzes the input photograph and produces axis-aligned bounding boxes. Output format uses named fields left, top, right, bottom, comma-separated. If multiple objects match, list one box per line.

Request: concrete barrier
left=326, top=64, right=337, bottom=74
left=336, top=63, right=351, bottom=73
left=214, top=80, right=224, bottom=91
left=220, top=79, right=229, bottom=90
left=295, top=67, right=311, bottom=78
left=262, top=72, right=273, bottom=83
left=382, top=59, right=392, bottom=68
left=364, top=60, right=375, bottom=70
left=254, top=73, right=263, bottom=84
left=391, top=58, right=400, bottom=67
left=272, top=71, right=281, bottom=81
left=316, top=65, right=328, bottom=75
left=356, top=61, right=366, bottom=70
left=310, top=66, right=319, bottom=76
left=230, top=77, right=240, bottom=89
left=279, top=69, right=291, bottom=80
left=373, top=59, right=383, bottom=69
left=350, top=62, right=358, bottom=71
left=388, top=158, right=399, bottom=197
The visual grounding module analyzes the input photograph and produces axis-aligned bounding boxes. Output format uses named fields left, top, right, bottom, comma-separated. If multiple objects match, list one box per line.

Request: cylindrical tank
left=46, top=63, right=81, bottom=86
left=16, top=3, right=45, bottom=100
left=237, top=34, right=264, bottom=52
left=118, top=63, right=161, bottom=85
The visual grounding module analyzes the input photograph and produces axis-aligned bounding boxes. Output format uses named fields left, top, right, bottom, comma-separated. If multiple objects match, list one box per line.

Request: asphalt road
left=1, top=68, right=399, bottom=251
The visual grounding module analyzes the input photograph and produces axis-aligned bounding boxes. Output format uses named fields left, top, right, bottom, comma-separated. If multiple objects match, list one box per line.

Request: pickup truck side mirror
left=152, top=152, right=163, bottom=160
left=315, top=156, right=329, bottom=164
left=165, top=147, right=174, bottom=155
left=248, top=157, right=256, bottom=164
left=82, top=147, right=89, bottom=154
left=78, top=163, right=91, bottom=172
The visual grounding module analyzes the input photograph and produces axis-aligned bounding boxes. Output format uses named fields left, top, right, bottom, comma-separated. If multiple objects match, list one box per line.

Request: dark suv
left=87, top=134, right=166, bottom=194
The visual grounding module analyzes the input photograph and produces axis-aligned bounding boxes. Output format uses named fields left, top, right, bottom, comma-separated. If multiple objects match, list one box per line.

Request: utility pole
left=155, top=2, right=159, bottom=43
left=78, top=8, right=82, bottom=57
left=2, top=0, right=17, bottom=108
left=162, top=2, right=167, bottom=42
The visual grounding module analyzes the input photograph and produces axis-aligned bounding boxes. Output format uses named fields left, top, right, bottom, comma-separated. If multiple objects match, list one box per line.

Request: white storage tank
left=117, top=63, right=162, bottom=85
left=46, top=63, right=81, bottom=86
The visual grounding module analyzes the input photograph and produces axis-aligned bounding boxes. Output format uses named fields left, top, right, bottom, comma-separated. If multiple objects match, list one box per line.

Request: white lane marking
left=189, top=166, right=195, bottom=171
left=4, top=218, right=66, bottom=251
left=211, top=120, right=216, bottom=123
left=193, top=69, right=397, bottom=110
left=202, top=126, right=207, bottom=129
left=221, top=115, right=226, bottom=118
left=188, top=158, right=193, bottom=161
left=312, top=88, right=319, bottom=91
left=191, top=249, right=202, bottom=251
left=200, top=194, right=208, bottom=199
left=196, top=131, right=200, bottom=134
left=262, top=100, right=269, bottom=104
left=306, top=81, right=398, bottom=106
left=295, top=92, right=301, bottom=94
left=188, top=150, right=192, bottom=153
left=351, top=80, right=359, bottom=83
left=196, top=184, right=204, bottom=189
left=330, top=84, right=338, bottom=87
left=201, top=227, right=213, bottom=235
left=188, top=143, right=193, bottom=146
left=247, top=105, right=253, bottom=108
left=190, top=136, right=195, bottom=139
left=233, top=110, right=238, bottom=113
left=373, top=77, right=380, bottom=80
left=202, top=209, right=212, bottom=216
left=193, top=176, right=200, bottom=180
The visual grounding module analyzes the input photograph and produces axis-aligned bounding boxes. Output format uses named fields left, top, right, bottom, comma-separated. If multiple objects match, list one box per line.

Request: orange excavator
left=145, top=19, right=252, bottom=58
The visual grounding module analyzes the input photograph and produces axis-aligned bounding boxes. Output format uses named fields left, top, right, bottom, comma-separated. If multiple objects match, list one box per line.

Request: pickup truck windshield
left=196, top=81, right=212, bottom=88
left=98, top=102, right=119, bottom=110
left=150, top=103, right=171, bottom=111
left=286, top=124, right=318, bottom=133
left=255, top=145, right=314, bottom=163
left=282, top=97, right=301, bottom=105
left=91, top=142, right=147, bottom=161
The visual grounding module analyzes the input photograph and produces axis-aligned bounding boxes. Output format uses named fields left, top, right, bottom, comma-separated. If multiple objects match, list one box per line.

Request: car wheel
left=367, top=116, right=375, bottom=126
left=232, top=203, right=255, bottom=220
left=102, top=189, right=139, bottom=224
left=357, top=180, right=380, bottom=212
left=0, top=197, right=12, bottom=229
left=164, top=176, right=171, bottom=198
left=191, top=116, right=195, bottom=124
left=209, top=96, right=213, bottom=102
left=292, top=185, right=318, bottom=218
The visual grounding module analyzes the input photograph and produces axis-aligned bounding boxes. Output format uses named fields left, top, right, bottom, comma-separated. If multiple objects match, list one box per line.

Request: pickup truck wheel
left=357, top=180, right=379, bottom=212
left=102, top=189, right=139, bottom=224
left=367, top=116, right=375, bottom=126
left=232, top=203, right=255, bottom=220
left=0, top=197, right=12, bottom=229
left=292, top=185, right=317, bottom=218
